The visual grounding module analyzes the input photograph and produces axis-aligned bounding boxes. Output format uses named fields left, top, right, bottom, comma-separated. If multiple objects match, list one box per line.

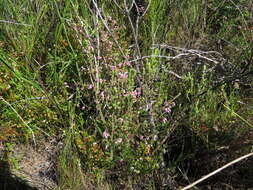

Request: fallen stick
left=181, top=152, right=253, bottom=190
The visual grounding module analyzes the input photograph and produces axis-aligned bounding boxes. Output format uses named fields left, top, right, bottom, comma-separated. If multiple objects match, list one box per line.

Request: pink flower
left=124, top=61, right=131, bottom=66
left=95, top=78, right=103, bottom=83
left=162, top=118, right=167, bottom=123
left=131, top=88, right=141, bottom=98
left=119, top=72, right=128, bottom=79
left=165, top=101, right=176, bottom=107
left=164, top=107, right=171, bottom=113
left=110, top=65, right=117, bottom=71
left=81, top=105, right=86, bottom=110
left=103, top=130, right=110, bottom=139
left=88, top=44, right=93, bottom=50
left=88, top=84, right=93, bottom=89
left=100, top=91, right=105, bottom=99
left=117, top=63, right=123, bottom=68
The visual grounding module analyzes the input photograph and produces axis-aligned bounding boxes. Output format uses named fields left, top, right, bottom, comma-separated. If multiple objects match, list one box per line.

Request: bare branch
left=182, top=152, right=253, bottom=190
left=91, top=0, right=127, bottom=59
left=124, top=0, right=135, bottom=12
left=128, top=54, right=190, bottom=63
left=112, top=0, right=124, bottom=11
left=153, top=44, right=225, bottom=64
left=168, top=71, right=183, bottom=79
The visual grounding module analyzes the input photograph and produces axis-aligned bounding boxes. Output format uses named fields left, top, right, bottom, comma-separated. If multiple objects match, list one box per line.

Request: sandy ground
left=9, top=137, right=63, bottom=190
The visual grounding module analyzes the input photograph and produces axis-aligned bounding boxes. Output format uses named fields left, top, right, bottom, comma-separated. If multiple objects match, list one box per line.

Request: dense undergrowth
left=0, top=0, right=253, bottom=189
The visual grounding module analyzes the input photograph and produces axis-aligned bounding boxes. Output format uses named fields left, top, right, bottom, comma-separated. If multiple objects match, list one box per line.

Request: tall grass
left=0, top=0, right=252, bottom=189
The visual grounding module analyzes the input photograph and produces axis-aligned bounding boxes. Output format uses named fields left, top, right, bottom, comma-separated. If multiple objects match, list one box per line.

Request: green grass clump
left=0, top=0, right=252, bottom=189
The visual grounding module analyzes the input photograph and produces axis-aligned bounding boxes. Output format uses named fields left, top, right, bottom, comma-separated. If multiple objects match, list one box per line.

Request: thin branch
left=153, top=122, right=178, bottom=154
left=1, top=96, right=37, bottom=146
left=153, top=44, right=224, bottom=64
left=91, top=0, right=127, bottom=59
left=153, top=44, right=223, bottom=56
left=223, top=104, right=253, bottom=128
left=10, top=97, right=48, bottom=105
left=0, top=19, right=32, bottom=27
left=168, top=71, right=183, bottom=79
left=112, top=0, right=124, bottom=11
left=124, top=0, right=142, bottom=60
left=124, top=0, right=135, bottom=12
left=1, top=96, right=50, bottom=139
left=181, top=152, right=253, bottom=190
left=93, top=0, right=106, bottom=124
left=128, top=54, right=190, bottom=63
left=124, top=0, right=143, bottom=86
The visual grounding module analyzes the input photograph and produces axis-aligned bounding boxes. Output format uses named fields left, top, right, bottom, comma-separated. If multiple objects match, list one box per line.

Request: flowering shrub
left=0, top=0, right=252, bottom=189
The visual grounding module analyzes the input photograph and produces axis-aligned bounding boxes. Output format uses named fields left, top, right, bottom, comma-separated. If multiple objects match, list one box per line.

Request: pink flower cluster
left=119, top=72, right=128, bottom=79
left=163, top=101, right=176, bottom=113
left=110, top=61, right=132, bottom=71
left=103, top=130, right=110, bottom=139
left=88, top=84, right=93, bottom=89
left=131, top=88, right=141, bottom=99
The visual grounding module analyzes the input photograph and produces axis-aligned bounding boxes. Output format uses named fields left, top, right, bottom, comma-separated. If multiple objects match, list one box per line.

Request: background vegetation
left=0, top=0, right=252, bottom=189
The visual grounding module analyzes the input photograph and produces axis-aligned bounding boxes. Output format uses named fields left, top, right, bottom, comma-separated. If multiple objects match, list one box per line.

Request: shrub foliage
left=0, top=0, right=252, bottom=189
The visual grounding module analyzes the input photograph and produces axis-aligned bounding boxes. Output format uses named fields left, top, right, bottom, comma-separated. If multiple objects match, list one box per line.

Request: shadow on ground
left=0, top=159, right=38, bottom=190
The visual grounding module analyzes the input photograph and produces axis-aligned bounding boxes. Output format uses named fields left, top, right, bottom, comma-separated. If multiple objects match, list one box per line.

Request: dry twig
left=181, top=152, right=253, bottom=190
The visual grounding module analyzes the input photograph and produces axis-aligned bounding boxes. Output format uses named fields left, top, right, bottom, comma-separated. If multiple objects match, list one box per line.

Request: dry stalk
left=0, top=19, right=32, bottom=27
left=91, top=0, right=127, bottom=59
left=181, top=152, right=253, bottom=190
